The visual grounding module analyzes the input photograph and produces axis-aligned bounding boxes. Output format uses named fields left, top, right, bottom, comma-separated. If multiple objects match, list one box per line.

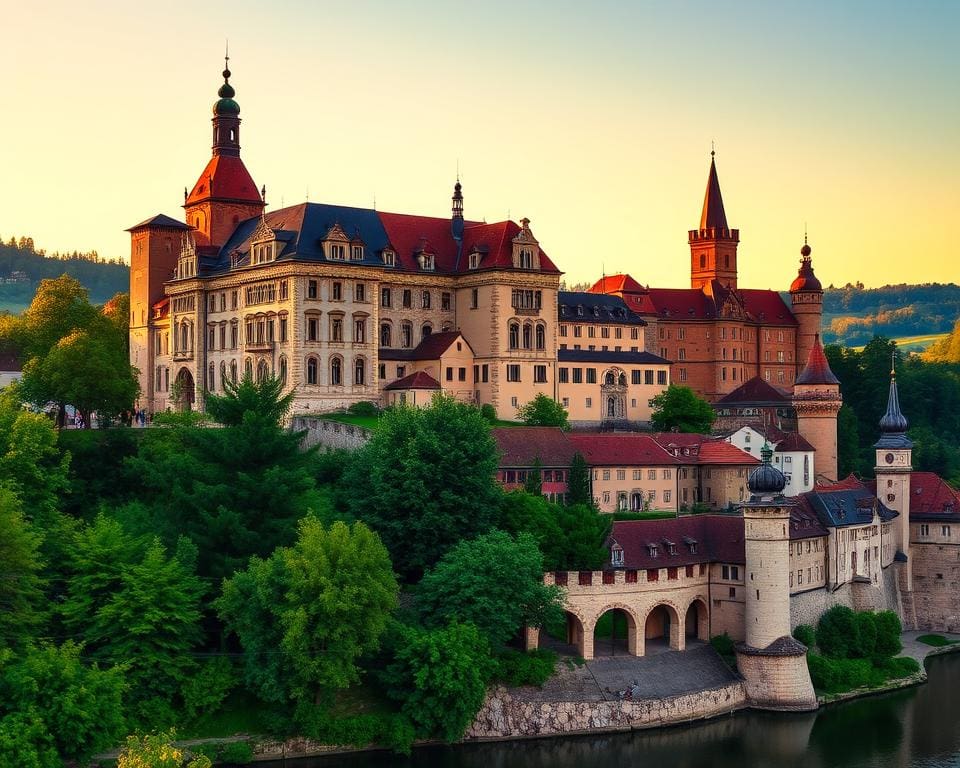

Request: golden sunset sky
left=2, top=0, right=957, bottom=289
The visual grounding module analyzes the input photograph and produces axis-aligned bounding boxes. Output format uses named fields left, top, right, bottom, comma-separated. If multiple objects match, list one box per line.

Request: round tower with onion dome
left=736, top=445, right=817, bottom=711
left=790, top=237, right=824, bottom=372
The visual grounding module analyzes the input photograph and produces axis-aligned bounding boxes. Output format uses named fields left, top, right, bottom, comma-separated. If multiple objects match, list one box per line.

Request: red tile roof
left=186, top=155, right=262, bottom=205
left=867, top=472, right=960, bottom=518
left=492, top=427, right=577, bottom=468
left=815, top=473, right=867, bottom=492
left=384, top=371, right=441, bottom=391
left=609, top=516, right=746, bottom=569
left=568, top=433, right=681, bottom=466
left=790, top=256, right=823, bottom=293
left=796, top=334, right=839, bottom=385
left=649, top=433, right=756, bottom=465
left=695, top=441, right=759, bottom=465
left=716, top=376, right=792, bottom=406
left=775, top=432, right=815, bottom=452
left=588, top=274, right=647, bottom=295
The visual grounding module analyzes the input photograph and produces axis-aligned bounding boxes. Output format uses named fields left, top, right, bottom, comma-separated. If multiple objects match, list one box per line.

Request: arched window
left=380, top=322, right=392, bottom=347
left=401, top=322, right=413, bottom=348
left=421, top=323, right=432, bottom=340
left=421, top=291, right=431, bottom=309
left=219, top=361, right=226, bottom=388
left=355, top=357, right=365, bottom=386
left=180, top=322, right=189, bottom=351
left=509, top=322, right=520, bottom=350
left=605, top=371, right=616, bottom=386
left=208, top=363, right=215, bottom=391
left=279, top=356, right=288, bottom=386
left=230, top=359, right=237, bottom=382
left=256, top=359, right=268, bottom=382
left=244, top=357, right=253, bottom=379
left=330, top=357, right=342, bottom=386
left=306, top=357, right=318, bottom=385
left=522, top=323, right=532, bottom=349
left=535, top=324, right=546, bottom=350
left=619, top=372, right=627, bottom=386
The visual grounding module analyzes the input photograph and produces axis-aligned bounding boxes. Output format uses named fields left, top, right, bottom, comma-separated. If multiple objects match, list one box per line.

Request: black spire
left=451, top=178, right=464, bottom=241
left=700, top=151, right=729, bottom=231
left=875, top=356, right=912, bottom=449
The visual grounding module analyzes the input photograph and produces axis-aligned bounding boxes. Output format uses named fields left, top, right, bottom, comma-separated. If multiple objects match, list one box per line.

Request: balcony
left=244, top=340, right=275, bottom=353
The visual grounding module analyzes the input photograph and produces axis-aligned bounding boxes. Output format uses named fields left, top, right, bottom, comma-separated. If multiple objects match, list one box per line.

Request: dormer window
left=647, top=543, right=658, bottom=558
left=251, top=242, right=276, bottom=266
left=469, top=252, right=481, bottom=270
left=382, top=249, right=395, bottom=267
left=519, top=248, right=533, bottom=269
left=351, top=245, right=364, bottom=261
left=511, top=218, right=541, bottom=269
left=611, top=543, right=624, bottom=567
left=330, top=244, right=346, bottom=261
left=418, top=253, right=435, bottom=271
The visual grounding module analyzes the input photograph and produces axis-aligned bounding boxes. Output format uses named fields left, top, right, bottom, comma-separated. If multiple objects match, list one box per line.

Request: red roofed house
left=492, top=427, right=578, bottom=504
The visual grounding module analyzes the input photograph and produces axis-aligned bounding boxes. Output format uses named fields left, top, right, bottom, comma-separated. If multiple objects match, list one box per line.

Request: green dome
left=213, top=97, right=240, bottom=116
left=218, top=81, right=235, bottom=98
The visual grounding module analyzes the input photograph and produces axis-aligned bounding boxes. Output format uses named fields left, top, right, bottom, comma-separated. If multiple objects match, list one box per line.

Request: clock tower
left=874, top=365, right=913, bottom=588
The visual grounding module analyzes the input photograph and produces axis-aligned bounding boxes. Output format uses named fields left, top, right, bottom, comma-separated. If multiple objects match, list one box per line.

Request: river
left=260, top=653, right=960, bottom=768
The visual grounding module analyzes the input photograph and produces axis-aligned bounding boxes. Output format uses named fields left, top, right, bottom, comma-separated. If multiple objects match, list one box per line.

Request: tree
left=91, top=538, right=205, bottom=713
left=218, top=519, right=399, bottom=705
left=116, top=731, right=211, bottom=768
left=204, top=372, right=293, bottom=428
left=523, top=457, right=543, bottom=495
left=0, top=642, right=126, bottom=764
left=342, top=396, right=502, bottom=580
left=567, top=452, right=592, bottom=507
left=0, top=490, right=46, bottom=649
left=416, top=530, right=563, bottom=648
left=516, top=394, right=570, bottom=430
left=649, top=384, right=715, bottom=433
left=11, top=275, right=98, bottom=362
left=499, top=490, right=609, bottom=571
left=381, top=621, right=492, bottom=742
left=837, top=404, right=861, bottom=478
left=815, top=605, right=860, bottom=659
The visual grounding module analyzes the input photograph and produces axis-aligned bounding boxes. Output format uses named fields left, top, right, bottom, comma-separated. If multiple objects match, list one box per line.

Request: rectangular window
left=559, top=325, right=568, bottom=337
left=572, top=368, right=583, bottom=384
left=586, top=368, right=597, bottom=384
left=354, top=318, right=365, bottom=343
left=616, top=469, right=625, bottom=481
left=446, top=367, right=453, bottom=381
left=559, top=367, right=569, bottom=384
left=482, top=364, right=489, bottom=383
left=585, top=397, right=592, bottom=408
left=308, top=280, right=318, bottom=299
left=458, top=367, right=467, bottom=382
left=381, top=287, right=392, bottom=307
left=332, top=282, right=342, bottom=301
left=402, top=289, right=412, bottom=308
left=942, top=525, right=951, bottom=536
left=647, top=569, right=659, bottom=582
left=507, top=364, right=521, bottom=382
left=307, top=317, right=318, bottom=342
left=632, top=370, right=641, bottom=385
left=441, top=292, right=451, bottom=310
left=722, top=565, right=730, bottom=580
left=602, top=469, right=611, bottom=481
left=657, top=370, right=667, bottom=385
left=421, top=291, right=431, bottom=309
left=921, top=524, right=930, bottom=536
left=471, top=288, right=478, bottom=309
left=331, top=317, right=343, bottom=342
left=668, top=567, right=678, bottom=580
left=355, top=283, right=365, bottom=302
left=534, top=365, right=547, bottom=383
left=644, top=370, right=654, bottom=385
left=573, top=326, right=582, bottom=338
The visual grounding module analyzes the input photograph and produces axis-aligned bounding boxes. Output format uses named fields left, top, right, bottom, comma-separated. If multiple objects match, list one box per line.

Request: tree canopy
left=649, top=384, right=716, bottom=433
left=516, top=394, right=570, bottom=429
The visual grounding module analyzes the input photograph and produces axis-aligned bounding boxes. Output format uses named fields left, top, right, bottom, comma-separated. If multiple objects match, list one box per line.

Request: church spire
left=879, top=359, right=909, bottom=435
left=451, top=178, right=464, bottom=242
left=700, top=151, right=729, bottom=231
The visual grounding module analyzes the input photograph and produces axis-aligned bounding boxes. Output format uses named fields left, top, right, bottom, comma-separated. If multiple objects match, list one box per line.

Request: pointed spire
left=451, top=178, right=464, bottom=242
left=796, top=333, right=840, bottom=385
left=699, top=151, right=729, bottom=231
left=879, top=357, right=909, bottom=434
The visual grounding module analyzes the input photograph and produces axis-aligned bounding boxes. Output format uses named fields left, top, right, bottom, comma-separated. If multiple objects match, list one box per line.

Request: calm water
left=263, top=654, right=960, bottom=768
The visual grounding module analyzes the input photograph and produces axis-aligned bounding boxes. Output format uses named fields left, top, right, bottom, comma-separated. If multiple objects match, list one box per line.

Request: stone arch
left=174, top=367, right=195, bottom=411
left=561, top=608, right=589, bottom=660
left=643, top=601, right=684, bottom=652
left=685, top=596, right=709, bottom=642
left=590, top=602, right=641, bottom=658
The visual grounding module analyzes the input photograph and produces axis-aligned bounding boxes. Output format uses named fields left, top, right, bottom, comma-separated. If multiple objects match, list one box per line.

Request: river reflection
left=259, top=654, right=960, bottom=768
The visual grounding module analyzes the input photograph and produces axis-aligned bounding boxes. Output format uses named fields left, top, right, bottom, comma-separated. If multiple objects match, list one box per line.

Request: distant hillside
left=0, top=236, right=128, bottom=313
left=924, top=319, right=960, bottom=363
left=817, top=283, right=960, bottom=349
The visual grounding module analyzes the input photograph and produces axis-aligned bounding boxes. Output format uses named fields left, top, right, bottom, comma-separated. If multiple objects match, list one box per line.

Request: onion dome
left=748, top=442, right=787, bottom=496
left=213, top=66, right=240, bottom=115
left=796, top=334, right=839, bottom=385
left=790, top=240, right=822, bottom=293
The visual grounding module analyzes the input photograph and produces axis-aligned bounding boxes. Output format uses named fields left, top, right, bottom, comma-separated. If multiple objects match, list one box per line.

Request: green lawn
left=917, top=633, right=959, bottom=647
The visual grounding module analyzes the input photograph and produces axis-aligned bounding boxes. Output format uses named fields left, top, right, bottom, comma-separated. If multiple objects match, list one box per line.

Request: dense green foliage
left=825, top=337, right=960, bottom=482
left=0, top=492, right=46, bottom=649
left=416, top=529, right=563, bottom=648
left=342, top=395, right=502, bottom=580
left=516, top=393, right=570, bottom=429
left=116, top=730, right=212, bottom=768
left=567, top=452, right=592, bottom=506
left=491, top=648, right=558, bottom=687
left=649, top=384, right=716, bottom=433
left=792, top=624, right=816, bottom=648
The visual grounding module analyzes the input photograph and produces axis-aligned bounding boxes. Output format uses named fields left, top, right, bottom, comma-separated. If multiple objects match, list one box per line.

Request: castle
left=128, top=61, right=831, bottom=438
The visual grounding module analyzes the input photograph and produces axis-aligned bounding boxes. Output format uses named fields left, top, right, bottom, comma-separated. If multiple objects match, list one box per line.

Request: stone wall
left=789, top=564, right=901, bottom=629
left=465, top=681, right=747, bottom=740
left=911, top=542, right=960, bottom=631
left=292, top=416, right=372, bottom=452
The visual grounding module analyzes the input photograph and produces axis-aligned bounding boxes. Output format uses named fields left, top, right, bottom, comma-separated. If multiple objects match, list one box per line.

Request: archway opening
left=541, top=610, right=588, bottom=659
left=645, top=604, right=682, bottom=654
left=593, top=608, right=637, bottom=657
left=685, top=598, right=709, bottom=642
left=174, top=368, right=195, bottom=412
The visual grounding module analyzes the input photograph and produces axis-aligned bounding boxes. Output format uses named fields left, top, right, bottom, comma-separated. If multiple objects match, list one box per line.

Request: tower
left=183, top=56, right=264, bottom=248
left=789, top=237, right=824, bottom=372
left=735, top=446, right=817, bottom=711
left=874, top=363, right=913, bottom=586
left=451, top=179, right=464, bottom=240
left=688, top=152, right=740, bottom=290
left=792, top=334, right=842, bottom=482
left=126, top=214, right=190, bottom=410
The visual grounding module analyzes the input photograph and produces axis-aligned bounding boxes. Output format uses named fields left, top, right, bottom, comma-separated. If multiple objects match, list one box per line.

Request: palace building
left=128, top=61, right=671, bottom=422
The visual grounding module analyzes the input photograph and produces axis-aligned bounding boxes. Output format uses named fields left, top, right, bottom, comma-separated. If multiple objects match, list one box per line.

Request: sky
left=2, top=0, right=958, bottom=290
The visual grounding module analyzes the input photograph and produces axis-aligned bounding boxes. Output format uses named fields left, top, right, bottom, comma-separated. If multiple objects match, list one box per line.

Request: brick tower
left=183, top=56, right=264, bottom=248
left=789, top=237, right=824, bottom=374
left=736, top=446, right=817, bottom=711
left=793, top=335, right=842, bottom=482
left=689, top=152, right=740, bottom=290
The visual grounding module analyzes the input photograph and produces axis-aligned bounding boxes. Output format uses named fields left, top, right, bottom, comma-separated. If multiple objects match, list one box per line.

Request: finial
left=891, top=350, right=896, bottom=378
left=184, top=186, right=188, bottom=202
left=710, top=139, right=715, bottom=158
left=223, top=40, right=231, bottom=80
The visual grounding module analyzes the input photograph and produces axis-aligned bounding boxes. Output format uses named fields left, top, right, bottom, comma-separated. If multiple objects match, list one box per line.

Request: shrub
left=348, top=401, right=379, bottom=417
left=221, top=740, right=254, bottom=764
left=293, top=705, right=414, bottom=754
left=710, top=633, right=735, bottom=657
left=855, top=612, right=878, bottom=659
left=793, top=624, right=816, bottom=648
left=181, top=656, right=237, bottom=722
left=492, top=649, right=557, bottom=687
left=480, top=403, right=497, bottom=424
left=874, top=611, right=903, bottom=658
left=816, top=606, right=860, bottom=659
left=877, top=656, right=921, bottom=679
left=807, top=653, right=838, bottom=691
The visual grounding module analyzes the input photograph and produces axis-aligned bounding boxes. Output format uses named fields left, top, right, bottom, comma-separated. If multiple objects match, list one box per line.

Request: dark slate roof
left=789, top=503, right=829, bottom=540
left=795, top=487, right=897, bottom=529
left=126, top=214, right=190, bottom=231
left=492, top=427, right=577, bottom=468
left=384, top=371, right=441, bottom=391
left=558, top=291, right=647, bottom=326
left=207, top=203, right=560, bottom=277
left=557, top=349, right=670, bottom=365
left=715, top=376, right=791, bottom=406
left=699, top=156, right=729, bottom=231
left=608, top=516, right=746, bottom=569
